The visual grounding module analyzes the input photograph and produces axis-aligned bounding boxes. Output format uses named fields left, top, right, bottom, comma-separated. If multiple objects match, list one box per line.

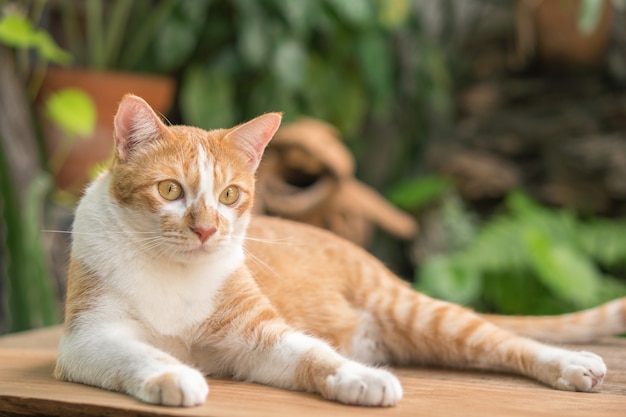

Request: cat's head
left=107, top=94, right=281, bottom=262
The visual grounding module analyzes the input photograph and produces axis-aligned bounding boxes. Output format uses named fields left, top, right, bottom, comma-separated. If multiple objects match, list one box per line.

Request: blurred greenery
left=1, top=0, right=625, bottom=334
left=0, top=1, right=83, bottom=333
left=411, top=190, right=626, bottom=315
left=0, top=10, right=70, bottom=64
left=0, top=140, right=58, bottom=332
left=165, top=0, right=412, bottom=133
left=56, top=0, right=180, bottom=70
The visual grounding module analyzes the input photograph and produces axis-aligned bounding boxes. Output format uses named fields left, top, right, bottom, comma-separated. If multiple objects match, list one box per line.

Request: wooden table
left=0, top=326, right=625, bottom=416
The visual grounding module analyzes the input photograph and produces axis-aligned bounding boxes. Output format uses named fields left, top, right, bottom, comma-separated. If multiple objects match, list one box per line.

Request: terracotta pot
left=37, top=68, right=175, bottom=195
left=534, top=0, right=613, bottom=71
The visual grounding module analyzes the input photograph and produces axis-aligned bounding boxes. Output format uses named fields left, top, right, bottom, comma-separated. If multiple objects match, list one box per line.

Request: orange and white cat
left=55, top=94, right=625, bottom=407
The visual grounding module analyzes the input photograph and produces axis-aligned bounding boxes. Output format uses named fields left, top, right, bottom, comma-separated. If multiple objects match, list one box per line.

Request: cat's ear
left=224, top=112, right=282, bottom=170
left=113, top=94, right=167, bottom=162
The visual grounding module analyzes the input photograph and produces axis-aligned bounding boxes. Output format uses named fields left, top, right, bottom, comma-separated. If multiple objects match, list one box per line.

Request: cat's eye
left=219, top=186, right=240, bottom=205
left=158, top=180, right=183, bottom=201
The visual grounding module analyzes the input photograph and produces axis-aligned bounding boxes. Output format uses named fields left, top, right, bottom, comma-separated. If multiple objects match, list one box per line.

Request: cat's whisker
left=243, top=248, right=285, bottom=284
left=139, top=237, right=177, bottom=255
left=237, top=235, right=307, bottom=246
left=42, top=230, right=162, bottom=236
left=40, top=230, right=73, bottom=234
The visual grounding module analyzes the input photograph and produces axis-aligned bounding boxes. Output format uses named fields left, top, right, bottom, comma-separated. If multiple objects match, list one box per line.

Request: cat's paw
left=325, top=362, right=403, bottom=407
left=554, top=351, right=606, bottom=392
left=138, top=365, right=209, bottom=407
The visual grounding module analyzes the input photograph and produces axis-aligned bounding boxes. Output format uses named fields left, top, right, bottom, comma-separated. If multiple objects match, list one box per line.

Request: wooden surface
left=0, top=327, right=625, bottom=417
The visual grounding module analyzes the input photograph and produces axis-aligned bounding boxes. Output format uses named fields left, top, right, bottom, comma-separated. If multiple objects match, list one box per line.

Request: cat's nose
left=191, top=226, right=217, bottom=243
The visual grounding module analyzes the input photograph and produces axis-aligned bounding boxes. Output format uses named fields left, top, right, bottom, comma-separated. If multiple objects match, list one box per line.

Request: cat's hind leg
left=369, top=287, right=606, bottom=392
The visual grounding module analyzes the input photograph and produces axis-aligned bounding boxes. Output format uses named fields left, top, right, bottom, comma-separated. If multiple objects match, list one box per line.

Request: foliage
left=0, top=10, right=70, bottom=65
left=140, top=0, right=455, bottom=172
left=0, top=2, right=77, bottom=332
left=0, top=4, right=96, bottom=138
left=44, top=88, right=96, bottom=137
left=387, top=176, right=453, bottom=212
left=56, top=0, right=179, bottom=71
left=0, top=140, right=58, bottom=332
left=415, top=191, right=626, bottom=315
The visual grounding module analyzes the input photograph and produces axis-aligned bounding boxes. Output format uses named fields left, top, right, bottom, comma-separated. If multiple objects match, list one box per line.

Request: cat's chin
left=174, top=242, right=225, bottom=263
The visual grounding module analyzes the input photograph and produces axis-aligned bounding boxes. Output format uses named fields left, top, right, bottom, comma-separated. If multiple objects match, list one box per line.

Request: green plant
left=0, top=4, right=96, bottom=138
left=0, top=1, right=95, bottom=333
left=165, top=1, right=423, bottom=132
left=0, top=149, right=58, bottom=332
left=55, top=0, right=180, bottom=71
left=414, top=191, right=626, bottom=315
left=151, top=0, right=460, bottom=196
left=0, top=2, right=68, bottom=94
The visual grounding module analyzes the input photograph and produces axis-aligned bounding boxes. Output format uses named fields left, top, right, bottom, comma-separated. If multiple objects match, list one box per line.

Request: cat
left=54, top=94, right=626, bottom=407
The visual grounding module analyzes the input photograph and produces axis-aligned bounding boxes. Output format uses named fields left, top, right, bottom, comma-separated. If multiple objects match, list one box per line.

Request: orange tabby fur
left=55, top=95, right=626, bottom=408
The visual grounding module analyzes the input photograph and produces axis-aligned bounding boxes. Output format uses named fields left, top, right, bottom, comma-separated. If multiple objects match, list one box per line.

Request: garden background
left=2, top=0, right=626, bottom=334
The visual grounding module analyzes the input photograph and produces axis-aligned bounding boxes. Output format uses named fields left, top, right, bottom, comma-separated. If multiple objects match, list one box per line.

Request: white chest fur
left=116, top=250, right=240, bottom=335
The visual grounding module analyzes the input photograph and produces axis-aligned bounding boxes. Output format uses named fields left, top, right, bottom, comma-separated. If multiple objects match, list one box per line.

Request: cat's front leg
left=200, top=327, right=402, bottom=406
left=55, top=324, right=208, bottom=406
left=268, top=332, right=403, bottom=406
left=324, top=359, right=403, bottom=406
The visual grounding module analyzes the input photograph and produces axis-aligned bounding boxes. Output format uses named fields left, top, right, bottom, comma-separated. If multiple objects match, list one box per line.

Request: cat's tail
left=480, top=298, right=626, bottom=343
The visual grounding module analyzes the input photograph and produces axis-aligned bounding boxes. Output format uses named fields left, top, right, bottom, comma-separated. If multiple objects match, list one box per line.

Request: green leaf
left=22, top=173, right=58, bottom=327
left=45, top=88, right=97, bottom=138
left=332, top=74, right=366, bottom=135
left=524, top=228, right=601, bottom=307
left=386, top=176, right=452, bottom=211
left=180, top=64, right=235, bottom=129
left=238, top=15, right=270, bottom=68
left=356, top=31, right=393, bottom=113
left=154, top=18, right=198, bottom=71
left=377, top=0, right=410, bottom=28
left=270, top=0, right=317, bottom=34
left=325, top=0, right=375, bottom=27
left=0, top=13, right=70, bottom=65
left=33, top=31, right=72, bottom=65
left=416, top=256, right=482, bottom=305
left=578, top=0, right=605, bottom=35
left=179, top=0, right=213, bottom=26
left=507, top=190, right=543, bottom=217
left=0, top=139, right=58, bottom=331
left=247, top=78, right=297, bottom=119
left=272, top=39, right=307, bottom=91
left=577, top=219, right=626, bottom=267
left=0, top=14, right=36, bottom=47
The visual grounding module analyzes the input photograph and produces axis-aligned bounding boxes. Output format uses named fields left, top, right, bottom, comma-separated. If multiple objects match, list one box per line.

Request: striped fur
left=55, top=95, right=624, bottom=408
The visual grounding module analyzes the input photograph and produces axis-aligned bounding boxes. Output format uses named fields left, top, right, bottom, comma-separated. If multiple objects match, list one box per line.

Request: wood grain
left=0, top=327, right=625, bottom=416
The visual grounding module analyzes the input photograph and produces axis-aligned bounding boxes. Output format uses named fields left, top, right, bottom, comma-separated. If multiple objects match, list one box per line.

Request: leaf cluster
left=416, top=191, right=626, bottom=315
left=158, top=0, right=410, bottom=135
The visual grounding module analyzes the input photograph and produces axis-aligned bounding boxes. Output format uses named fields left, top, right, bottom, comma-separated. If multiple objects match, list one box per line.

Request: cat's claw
left=138, top=365, right=209, bottom=407
left=554, top=351, right=606, bottom=392
left=325, top=362, right=402, bottom=407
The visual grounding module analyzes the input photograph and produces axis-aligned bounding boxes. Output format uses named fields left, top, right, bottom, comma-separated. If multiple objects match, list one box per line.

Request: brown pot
left=37, top=68, right=175, bottom=195
left=515, top=0, right=613, bottom=71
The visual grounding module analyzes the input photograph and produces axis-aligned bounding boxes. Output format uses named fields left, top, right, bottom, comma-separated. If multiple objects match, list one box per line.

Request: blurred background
left=2, top=0, right=626, bottom=335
